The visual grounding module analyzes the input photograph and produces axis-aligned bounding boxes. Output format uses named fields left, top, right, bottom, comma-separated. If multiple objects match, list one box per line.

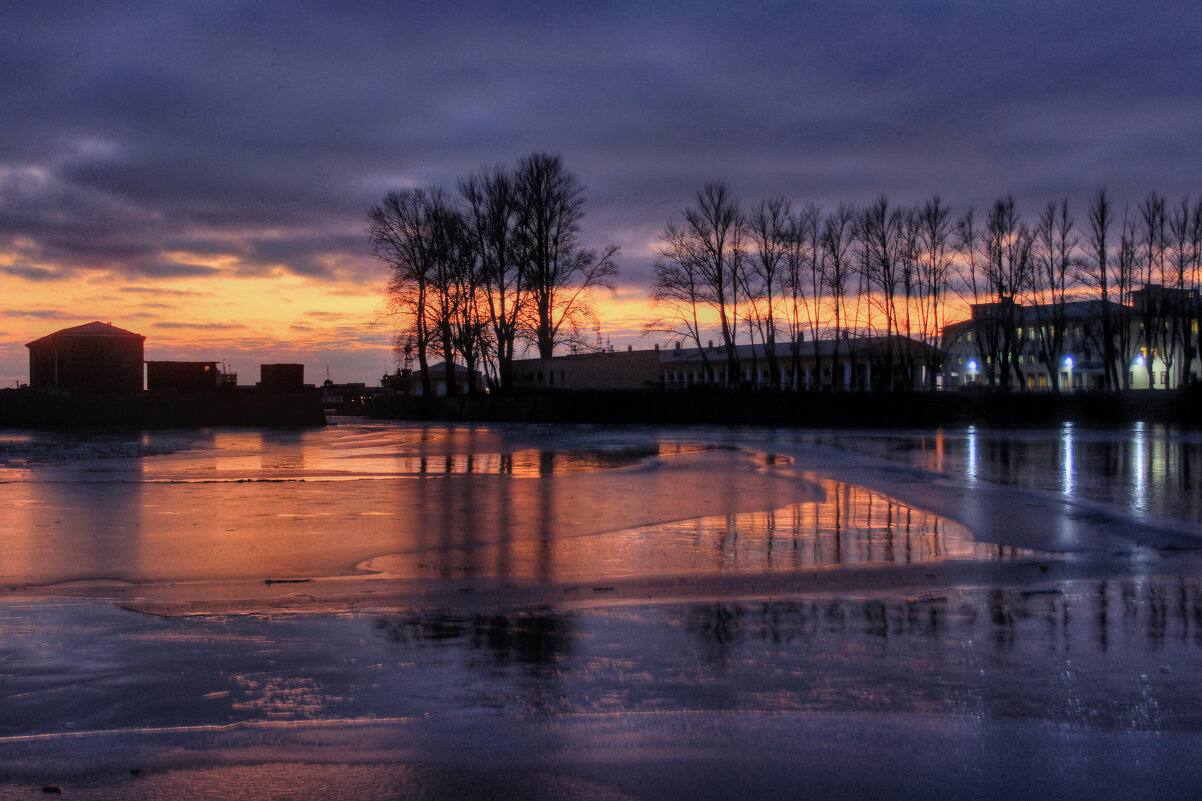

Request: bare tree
left=858, top=197, right=905, bottom=390
left=460, top=165, right=525, bottom=389
left=368, top=187, right=443, bottom=396
left=953, top=207, right=996, bottom=385
left=1078, top=188, right=1118, bottom=389
left=1030, top=199, right=1077, bottom=392
left=675, top=182, right=745, bottom=385
left=648, top=220, right=717, bottom=382
left=744, top=196, right=792, bottom=387
left=820, top=205, right=856, bottom=391
left=915, top=195, right=953, bottom=390
left=782, top=203, right=823, bottom=389
left=1168, top=197, right=1202, bottom=385
left=514, top=153, right=619, bottom=359
left=983, top=197, right=1033, bottom=390
left=1137, top=193, right=1169, bottom=387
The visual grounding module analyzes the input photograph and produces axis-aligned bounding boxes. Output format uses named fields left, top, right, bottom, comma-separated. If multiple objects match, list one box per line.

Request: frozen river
left=2, top=420, right=1202, bottom=799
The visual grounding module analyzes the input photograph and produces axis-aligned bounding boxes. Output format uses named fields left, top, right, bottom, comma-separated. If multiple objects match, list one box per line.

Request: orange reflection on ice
left=371, top=476, right=1023, bottom=583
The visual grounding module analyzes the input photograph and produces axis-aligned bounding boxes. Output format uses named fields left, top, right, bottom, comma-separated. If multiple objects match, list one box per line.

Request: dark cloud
left=3, top=0, right=1201, bottom=301
left=120, top=286, right=211, bottom=297
left=1, top=265, right=62, bottom=282
left=0, top=309, right=85, bottom=320
left=154, top=321, right=247, bottom=331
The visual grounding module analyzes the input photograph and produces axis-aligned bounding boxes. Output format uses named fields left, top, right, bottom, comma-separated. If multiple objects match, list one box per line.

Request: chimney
left=708, top=340, right=713, bottom=348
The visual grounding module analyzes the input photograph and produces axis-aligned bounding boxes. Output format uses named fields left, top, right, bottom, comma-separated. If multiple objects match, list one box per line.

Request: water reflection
left=664, top=578, right=1202, bottom=729
left=371, top=477, right=1028, bottom=582
left=377, top=610, right=570, bottom=670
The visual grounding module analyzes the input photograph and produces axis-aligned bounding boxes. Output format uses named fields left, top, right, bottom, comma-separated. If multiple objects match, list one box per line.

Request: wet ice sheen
left=3, top=421, right=1202, bottom=800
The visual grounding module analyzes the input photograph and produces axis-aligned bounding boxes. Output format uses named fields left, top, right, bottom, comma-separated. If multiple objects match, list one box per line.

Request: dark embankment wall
left=373, top=385, right=1202, bottom=428
left=0, top=388, right=326, bottom=427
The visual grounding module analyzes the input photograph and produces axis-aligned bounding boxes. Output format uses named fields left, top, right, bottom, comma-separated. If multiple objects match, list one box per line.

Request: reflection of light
left=967, top=360, right=978, bottom=371
left=966, top=425, right=978, bottom=484
left=1060, top=422, right=1074, bottom=497
left=1132, top=422, right=1147, bottom=513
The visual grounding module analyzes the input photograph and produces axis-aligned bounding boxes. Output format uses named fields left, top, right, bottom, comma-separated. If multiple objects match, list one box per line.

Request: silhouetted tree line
left=372, top=168, right=1202, bottom=393
left=369, top=152, right=618, bottom=394
left=649, top=184, right=1202, bottom=391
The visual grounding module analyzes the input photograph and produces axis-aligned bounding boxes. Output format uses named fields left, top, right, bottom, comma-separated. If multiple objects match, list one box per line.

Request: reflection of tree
left=376, top=610, right=571, bottom=671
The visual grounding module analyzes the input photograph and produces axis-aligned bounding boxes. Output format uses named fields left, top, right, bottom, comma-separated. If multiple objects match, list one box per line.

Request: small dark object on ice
left=264, top=578, right=312, bottom=585
left=593, top=586, right=615, bottom=593
left=130, top=768, right=141, bottom=776
left=43, top=787, right=62, bottom=795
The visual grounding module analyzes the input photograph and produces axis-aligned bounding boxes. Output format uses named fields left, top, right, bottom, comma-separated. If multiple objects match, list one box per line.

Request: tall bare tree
left=1137, top=193, right=1169, bottom=386
left=858, top=197, right=905, bottom=389
left=368, top=187, right=443, bottom=396
left=1078, top=188, right=1118, bottom=389
left=915, top=195, right=953, bottom=390
left=648, top=220, right=717, bottom=382
left=744, top=196, right=792, bottom=387
left=984, top=197, right=1033, bottom=389
left=783, top=203, right=823, bottom=389
left=676, top=182, right=745, bottom=385
left=1030, top=199, right=1077, bottom=392
left=820, top=205, right=856, bottom=391
left=514, top=153, right=619, bottom=359
left=460, top=165, right=524, bottom=389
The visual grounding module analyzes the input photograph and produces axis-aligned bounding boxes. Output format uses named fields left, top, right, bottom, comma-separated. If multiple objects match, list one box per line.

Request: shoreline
left=372, top=384, right=1202, bottom=428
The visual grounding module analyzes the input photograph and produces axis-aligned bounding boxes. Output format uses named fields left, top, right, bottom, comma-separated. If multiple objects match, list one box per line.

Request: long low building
left=512, top=336, right=938, bottom=392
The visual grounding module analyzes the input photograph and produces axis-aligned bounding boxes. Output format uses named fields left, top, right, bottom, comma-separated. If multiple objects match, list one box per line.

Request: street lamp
left=1063, top=356, right=1073, bottom=392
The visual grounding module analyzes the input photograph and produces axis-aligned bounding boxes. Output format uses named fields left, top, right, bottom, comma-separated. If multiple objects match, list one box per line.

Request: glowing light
left=1063, top=356, right=1074, bottom=369
left=967, top=359, right=978, bottom=371
left=1134, top=354, right=1146, bottom=367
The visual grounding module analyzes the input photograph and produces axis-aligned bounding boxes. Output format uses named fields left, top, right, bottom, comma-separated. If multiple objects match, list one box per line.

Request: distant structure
left=511, top=337, right=937, bottom=392
left=146, top=361, right=231, bottom=392
left=26, top=321, right=145, bottom=393
left=258, top=363, right=305, bottom=392
left=387, top=362, right=483, bottom=396
left=512, top=348, right=660, bottom=390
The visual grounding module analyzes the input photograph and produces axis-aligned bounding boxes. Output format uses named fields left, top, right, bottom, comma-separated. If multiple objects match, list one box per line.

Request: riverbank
left=372, top=384, right=1202, bottom=428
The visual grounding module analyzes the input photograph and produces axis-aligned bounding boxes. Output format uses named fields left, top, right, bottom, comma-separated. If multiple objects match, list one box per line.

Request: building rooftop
left=27, top=321, right=145, bottom=347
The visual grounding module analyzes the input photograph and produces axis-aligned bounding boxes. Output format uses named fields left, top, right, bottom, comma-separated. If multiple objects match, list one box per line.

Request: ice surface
left=3, top=420, right=1202, bottom=799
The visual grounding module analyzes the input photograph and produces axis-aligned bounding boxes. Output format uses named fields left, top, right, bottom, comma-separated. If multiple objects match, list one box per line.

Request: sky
left=3, top=0, right=1201, bottom=386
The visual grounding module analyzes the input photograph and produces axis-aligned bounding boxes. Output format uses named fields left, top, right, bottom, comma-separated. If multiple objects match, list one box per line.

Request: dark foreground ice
left=2, top=421, right=1202, bottom=799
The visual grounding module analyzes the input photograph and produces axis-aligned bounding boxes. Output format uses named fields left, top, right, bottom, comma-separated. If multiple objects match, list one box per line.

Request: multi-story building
left=942, top=288, right=1201, bottom=391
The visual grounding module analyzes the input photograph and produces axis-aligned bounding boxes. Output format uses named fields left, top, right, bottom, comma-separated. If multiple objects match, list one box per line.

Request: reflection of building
left=512, top=337, right=938, bottom=391
left=943, top=290, right=1201, bottom=390
left=26, top=321, right=145, bottom=393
